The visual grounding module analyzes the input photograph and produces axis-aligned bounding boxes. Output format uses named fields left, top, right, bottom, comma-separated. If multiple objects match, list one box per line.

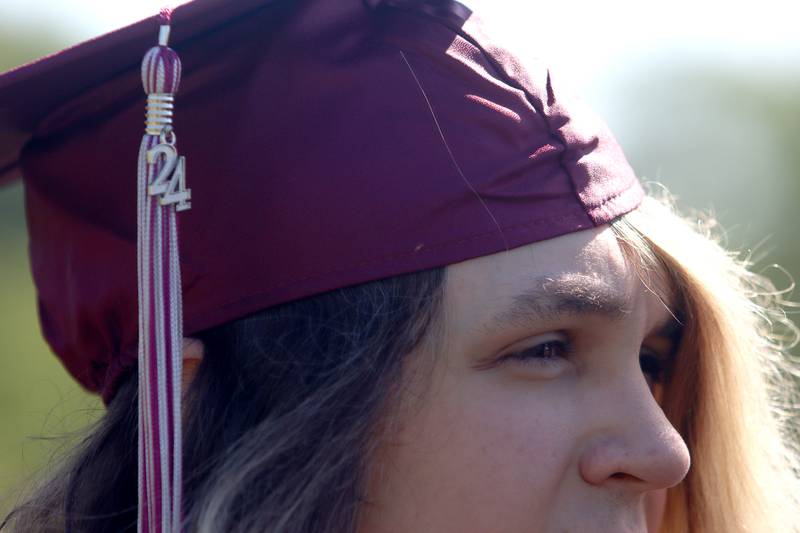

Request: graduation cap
left=0, top=0, right=644, bottom=530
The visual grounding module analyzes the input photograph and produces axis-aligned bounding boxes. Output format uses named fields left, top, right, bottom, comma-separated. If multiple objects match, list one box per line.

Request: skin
left=182, top=224, right=690, bottom=532
left=357, top=225, right=690, bottom=533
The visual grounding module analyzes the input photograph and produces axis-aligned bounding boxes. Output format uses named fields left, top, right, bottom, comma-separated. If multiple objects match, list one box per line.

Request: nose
left=578, top=377, right=691, bottom=491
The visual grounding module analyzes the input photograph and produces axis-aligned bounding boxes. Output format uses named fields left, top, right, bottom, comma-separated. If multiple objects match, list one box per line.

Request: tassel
left=137, top=7, right=190, bottom=533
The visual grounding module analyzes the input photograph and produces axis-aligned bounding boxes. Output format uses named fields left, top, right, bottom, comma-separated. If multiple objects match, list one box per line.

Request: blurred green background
left=1, top=0, right=798, bottom=517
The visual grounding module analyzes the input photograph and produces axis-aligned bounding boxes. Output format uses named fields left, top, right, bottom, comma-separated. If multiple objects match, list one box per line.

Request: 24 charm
left=146, top=142, right=191, bottom=212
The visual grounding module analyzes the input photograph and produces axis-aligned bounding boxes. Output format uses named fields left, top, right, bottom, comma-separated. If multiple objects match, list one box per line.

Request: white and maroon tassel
left=137, top=8, right=190, bottom=533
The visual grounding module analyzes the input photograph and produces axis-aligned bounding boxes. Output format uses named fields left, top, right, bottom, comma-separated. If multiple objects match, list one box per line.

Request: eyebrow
left=489, top=274, right=684, bottom=341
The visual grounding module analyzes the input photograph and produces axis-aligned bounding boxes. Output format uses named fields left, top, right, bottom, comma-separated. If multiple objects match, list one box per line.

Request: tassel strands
left=137, top=8, right=190, bottom=533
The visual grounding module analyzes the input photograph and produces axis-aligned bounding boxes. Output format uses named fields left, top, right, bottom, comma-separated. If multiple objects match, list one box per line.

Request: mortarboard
left=0, top=0, right=644, bottom=530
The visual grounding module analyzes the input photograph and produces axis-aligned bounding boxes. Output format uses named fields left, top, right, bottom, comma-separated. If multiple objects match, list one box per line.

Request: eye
left=499, top=335, right=574, bottom=368
left=640, top=349, right=668, bottom=388
left=484, top=335, right=672, bottom=386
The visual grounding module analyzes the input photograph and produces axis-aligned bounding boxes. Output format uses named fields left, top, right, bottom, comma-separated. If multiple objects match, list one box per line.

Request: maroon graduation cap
left=0, top=0, right=643, bottom=530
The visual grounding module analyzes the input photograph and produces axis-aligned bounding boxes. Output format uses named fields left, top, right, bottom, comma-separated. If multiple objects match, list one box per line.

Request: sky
left=1, top=0, right=798, bottom=95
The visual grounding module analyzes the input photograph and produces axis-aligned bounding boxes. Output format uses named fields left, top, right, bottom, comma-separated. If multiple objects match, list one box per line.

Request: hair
left=611, top=192, right=800, bottom=532
left=2, top=191, right=799, bottom=532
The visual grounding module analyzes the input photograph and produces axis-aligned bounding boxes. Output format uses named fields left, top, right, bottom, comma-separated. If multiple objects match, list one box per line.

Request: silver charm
left=146, top=127, right=191, bottom=211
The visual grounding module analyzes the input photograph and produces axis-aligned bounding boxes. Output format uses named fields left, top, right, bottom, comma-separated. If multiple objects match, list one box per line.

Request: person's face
left=357, top=225, right=691, bottom=533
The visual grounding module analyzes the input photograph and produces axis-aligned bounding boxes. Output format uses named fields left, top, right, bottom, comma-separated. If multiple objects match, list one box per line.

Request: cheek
left=360, top=370, right=579, bottom=532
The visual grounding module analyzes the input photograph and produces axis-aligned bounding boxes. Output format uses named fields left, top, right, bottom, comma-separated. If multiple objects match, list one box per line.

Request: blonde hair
left=611, top=191, right=800, bottom=532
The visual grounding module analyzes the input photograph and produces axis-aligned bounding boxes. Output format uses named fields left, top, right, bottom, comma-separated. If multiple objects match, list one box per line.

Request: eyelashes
left=501, top=337, right=574, bottom=367
left=639, top=349, right=669, bottom=386
left=496, top=335, right=670, bottom=386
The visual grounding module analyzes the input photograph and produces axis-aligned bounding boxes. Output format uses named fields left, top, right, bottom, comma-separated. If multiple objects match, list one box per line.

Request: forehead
left=442, top=225, right=678, bottom=337
left=447, top=226, right=633, bottom=303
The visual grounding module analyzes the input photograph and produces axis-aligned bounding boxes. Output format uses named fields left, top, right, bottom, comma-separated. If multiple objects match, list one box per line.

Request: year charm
left=147, top=141, right=191, bottom=212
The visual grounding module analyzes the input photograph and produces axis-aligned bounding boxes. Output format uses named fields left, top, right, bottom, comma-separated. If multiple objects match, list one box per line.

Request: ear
left=181, top=337, right=204, bottom=393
